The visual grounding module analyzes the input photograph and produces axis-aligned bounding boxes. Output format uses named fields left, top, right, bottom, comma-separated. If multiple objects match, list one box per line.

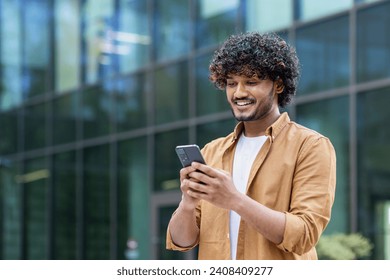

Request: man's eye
left=247, top=81, right=258, bottom=85
left=227, top=82, right=236, bottom=87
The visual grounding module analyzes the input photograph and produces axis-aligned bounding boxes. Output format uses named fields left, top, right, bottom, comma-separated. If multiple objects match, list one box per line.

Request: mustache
left=232, top=97, right=256, bottom=103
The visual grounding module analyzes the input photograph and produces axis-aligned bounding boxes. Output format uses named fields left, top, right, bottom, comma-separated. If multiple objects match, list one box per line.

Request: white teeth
left=235, top=101, right=253, bottom=106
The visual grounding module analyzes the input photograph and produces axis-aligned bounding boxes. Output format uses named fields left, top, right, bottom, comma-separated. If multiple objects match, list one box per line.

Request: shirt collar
left=232, top=112, right=290, bottom=143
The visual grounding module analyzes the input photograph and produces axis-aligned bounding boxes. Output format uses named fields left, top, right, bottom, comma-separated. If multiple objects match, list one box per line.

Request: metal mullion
left=75, top=145, right=84, bottom=259
left=188, top=0, right=196, bottom=144
left=47, top=0, right=55, bottom=96
left=46, top=0, right=56, bottom=261
left=237, top=0, right=245, bottom=32
left=76, top=0, right=85, bottom=257
left=108, top=0, right=120, bottom=260
left=19, top=0, right=28, bottom=259
left=147, top=0, right=156, bottom=260
left=109, top=140, right=118, bottom=259
left=349, top=3, right=358, bottom=233
left=47, top=153, right=55, bottom=259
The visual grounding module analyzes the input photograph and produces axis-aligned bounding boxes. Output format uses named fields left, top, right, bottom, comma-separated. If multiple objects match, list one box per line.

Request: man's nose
left=235, top=83, right=248, bottom=98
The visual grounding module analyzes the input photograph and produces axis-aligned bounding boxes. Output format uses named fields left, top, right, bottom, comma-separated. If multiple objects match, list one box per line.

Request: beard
left=230, top=86, right=275, bottom=122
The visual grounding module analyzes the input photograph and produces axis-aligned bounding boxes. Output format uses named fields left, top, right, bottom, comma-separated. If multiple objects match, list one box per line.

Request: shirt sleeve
left=277, top=136, right=337, bottom=255
left=166, top=202, right=202, bottom=252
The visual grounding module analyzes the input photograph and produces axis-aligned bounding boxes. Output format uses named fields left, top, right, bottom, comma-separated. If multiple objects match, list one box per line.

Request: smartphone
left=175, top=144, right=206, bottom=167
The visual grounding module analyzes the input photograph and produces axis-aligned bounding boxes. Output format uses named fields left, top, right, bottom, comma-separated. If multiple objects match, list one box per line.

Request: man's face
left=225, top=74, right=279, bottom=122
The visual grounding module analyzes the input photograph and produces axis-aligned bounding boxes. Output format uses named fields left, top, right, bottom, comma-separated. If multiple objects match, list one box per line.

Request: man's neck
left=242, top=111, right=281, bottom=137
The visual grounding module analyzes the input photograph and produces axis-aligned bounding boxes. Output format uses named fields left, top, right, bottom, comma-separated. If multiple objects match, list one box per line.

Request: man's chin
left=230, top=108, right=257, bottom=121
left=232, top=113, right=256, bottom=122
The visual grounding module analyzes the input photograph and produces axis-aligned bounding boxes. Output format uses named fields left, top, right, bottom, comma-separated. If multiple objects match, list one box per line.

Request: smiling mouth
left=234, top=99, right=255, bottom=106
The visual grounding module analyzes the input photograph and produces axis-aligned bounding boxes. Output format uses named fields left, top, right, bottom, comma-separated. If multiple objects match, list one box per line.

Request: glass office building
left=0, top=0, right=389, bottom=260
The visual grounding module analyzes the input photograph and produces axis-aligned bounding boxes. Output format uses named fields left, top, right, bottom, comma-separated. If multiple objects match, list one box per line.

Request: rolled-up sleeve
left=166, top=225, right=199, bottom=251
left=277, top=136, right=336, bottom=255
left=166, top=202, right=202, bottom=251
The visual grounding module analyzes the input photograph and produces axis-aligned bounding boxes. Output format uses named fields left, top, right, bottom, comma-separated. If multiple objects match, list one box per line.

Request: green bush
left=316, top=233, right=373, bottom=260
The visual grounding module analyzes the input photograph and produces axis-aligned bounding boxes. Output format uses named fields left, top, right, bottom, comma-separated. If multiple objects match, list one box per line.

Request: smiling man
left=166, top=32, right=337, bottom=260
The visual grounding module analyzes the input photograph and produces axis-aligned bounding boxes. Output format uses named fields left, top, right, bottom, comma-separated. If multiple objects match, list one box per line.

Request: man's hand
left=184, top=161, right=286, bottom=245
left=182, top=162, right=241, bottom=210
left=179, top=165, right=202, bottom=210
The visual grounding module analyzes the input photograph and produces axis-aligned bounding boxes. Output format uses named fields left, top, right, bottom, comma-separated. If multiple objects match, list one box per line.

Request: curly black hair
left=209, top=32, right=300, bottom=108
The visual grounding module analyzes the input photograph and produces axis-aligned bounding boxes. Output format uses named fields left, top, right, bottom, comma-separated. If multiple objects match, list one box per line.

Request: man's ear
left=275, top=78, right=284, bottom=94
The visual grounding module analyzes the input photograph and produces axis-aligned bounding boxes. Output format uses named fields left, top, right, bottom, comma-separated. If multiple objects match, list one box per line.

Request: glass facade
left=356, top=2, right=390, bottom=83
left=23, top=0, right=52, bottom=99
left=195, top=0, right=240, bottom=49
left=24, top=157, right=49, bottom=260
left=117, top=137, right=150, bottom=260
left=0, top=160, right=21, bottom=260
left=53, top=151, right=77, bottom=260
left=154, top=63, right=189, bottom=124
left=0, top=0, right=22, bottom=110
left=195, top=54, right=230, bottom=116
left=297, top=0, right=353, bottom=21
left=357, top=87, right=390, bottom=259
left=1, top=0, right=390, bottom=260
left=154, top=129, right=188, bottom=192
left=155, top=0, right=190, bottom=61
left=84, top=144, right=110, bottom=259
left=114, top=73, right=148, bottom=132
left=246, top=0, right=292, bottom=32
left=55, top=0, right=80, bottom=93
left=296, top=15, right=350, bottom=95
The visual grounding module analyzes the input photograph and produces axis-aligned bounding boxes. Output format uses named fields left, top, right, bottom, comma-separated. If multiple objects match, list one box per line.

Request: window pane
left=357, top=87, right=390, bottom=259
left=296, top=96, right=350, bottom=234
left=118, top=0, right=150, bottom=73
left=55, top=0, right=80, bottom=92
left=357, top=2, right=390, bottom=83
left=114, top=74, right=148, bottom=132
left=154, top=129, right=188, bottom=192
left=0, top=0, right=23, bottom=110
left=24, top=103, right=47, bottom=151
left=154, top=62, right=188, bottom=124
left=82, top=0, right=115, bottom=84
left=196, top=119, right=236, bottom=149
left=0, top=160, right=22, bottom=259
left=118, top=137, right=149, bottom=260
left=195, top=54, right=229, bottom=116
left=195, top=0, right=240, bottom=49
left=0, top=170, right=2, bottom=258
left=23, top=157, right=49, bottom=259
left=81, top=84, right=111, bottom=139
left=246, top=0, right=292, bottom=32
left=296, top=16, right=349, bottom=95
left=0, top=110, right=18, bottom=155
left=53, top=91, right=78, bottom=145
left=155, top=0, right=190, bottom=61
left=53, top=151, right=77, bottom=259
left=23, top=0, right=51, bottom=98
left=297, top=0, right=353, bottom=21
left=84, top=144, right=110, bottom=259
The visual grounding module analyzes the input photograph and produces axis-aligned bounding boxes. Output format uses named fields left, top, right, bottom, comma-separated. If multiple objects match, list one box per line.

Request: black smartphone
left=175, top=144, right=206, bottom=167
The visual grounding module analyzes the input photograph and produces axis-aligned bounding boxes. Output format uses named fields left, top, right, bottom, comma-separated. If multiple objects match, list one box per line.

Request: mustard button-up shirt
left=166, top=113, right=336, bottom=260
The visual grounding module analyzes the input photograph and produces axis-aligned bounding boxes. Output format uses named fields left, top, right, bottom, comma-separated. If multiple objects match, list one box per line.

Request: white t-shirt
left=230, top=134, right=267, bottom=259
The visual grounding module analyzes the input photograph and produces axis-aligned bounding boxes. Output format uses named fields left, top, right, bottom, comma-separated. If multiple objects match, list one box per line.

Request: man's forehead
left=226, top=72, right=265, bottom=79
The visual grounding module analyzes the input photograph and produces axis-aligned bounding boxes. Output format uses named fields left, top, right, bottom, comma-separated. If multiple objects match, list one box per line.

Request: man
left=166, top=32, right=336, bottom=260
